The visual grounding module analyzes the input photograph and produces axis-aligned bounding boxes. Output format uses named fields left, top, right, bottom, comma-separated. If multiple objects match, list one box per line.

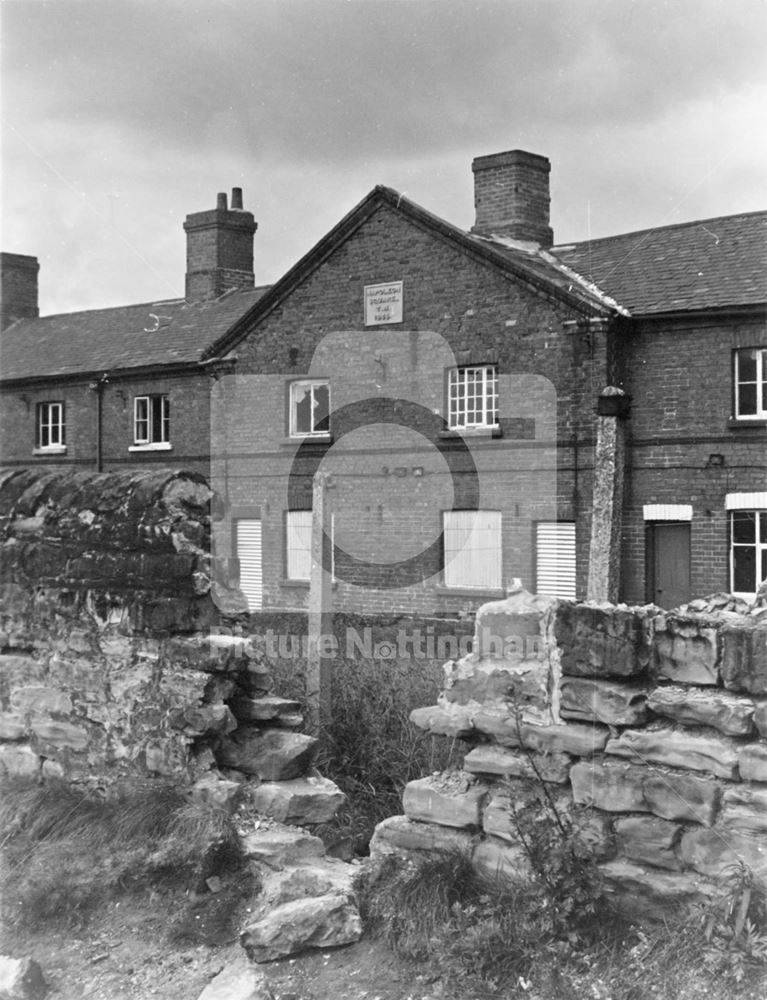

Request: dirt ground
left=0, top=899, right=434, bottom=1000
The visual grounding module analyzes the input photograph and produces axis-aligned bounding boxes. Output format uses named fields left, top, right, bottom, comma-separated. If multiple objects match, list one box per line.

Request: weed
left=0, top=776, right=254, bottom=938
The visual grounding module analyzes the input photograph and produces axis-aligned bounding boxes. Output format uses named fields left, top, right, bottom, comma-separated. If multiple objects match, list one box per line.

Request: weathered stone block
left=481, top=789, right=520, bottom=842
left=680, top=827, right=767, bottom=887
left=191, top=776, right=243, bottom=814
left=653, top=613, right=721, bottom=686
left=409, top=703, right=474, bottom=738
left=521, top=721, right=609, bottom=755
left=369, top=815, right=476, bottom=860
left=721, top=785, right=767, bottom=833
left=241, top=893, right=362, bottom=962
left=0, top=954, right=47, bottom=1000
left=230, top=694, right=302, bottom=723
left=721, top=619, right=767, bottom=694
left=464, top=745, right=571, bottom=783
left=739, top=742, right=767, bottom=783
left=0, top=712, right=26, bottom=740
left=169, top=703, right=237, bottom=736
left=599, top=859, right=715, bottom=922
left=553, top=603, right=651, bottom=678
left=241, top=827, right=325, bottom=869
left=215, top=728, right=318, bottom=781
left=755, top=701, right=767, bottom=737
left=29, top=719, right=89, bottom=752
left=0, top=744, right=40, bottom=777
left=559, top=677, right=648, bottom=725
left=10, top=686, right=73, bottom=716
left=442, top=657, right=549, bottom=711
left=571, top=761, right=648, bottom=813
left=647, top=685, right=755, bottom=735
left=605, top=725, right=740, bottom=779
left=251, top=777, right=345, bottom=826
left=473, top=589, right=550, bottom=659
left=472, top=836, right=529, bottom=880
left=614, top=815, right=682, bottom=871
left=642, top=770, right=720, bottom=826
left=403, top=774, right=487, bottom=828
left=196, top=957, right=273, bottom=1000
left=0, top=654, right=46, bottom=707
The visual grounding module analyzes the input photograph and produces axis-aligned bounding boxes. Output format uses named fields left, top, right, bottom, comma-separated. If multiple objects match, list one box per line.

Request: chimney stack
left=184, top=188, right=257, bottom=301
left=471, top=150, right=553, bottom=247
left=0, top=252, right=40, bottom=330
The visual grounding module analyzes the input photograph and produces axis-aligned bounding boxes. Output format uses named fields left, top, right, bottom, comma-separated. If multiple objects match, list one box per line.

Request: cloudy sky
left=2, top=0, right=766, bottom=316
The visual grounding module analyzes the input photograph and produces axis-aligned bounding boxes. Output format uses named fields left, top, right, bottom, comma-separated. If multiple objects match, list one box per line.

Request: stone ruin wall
left=0, top=468, right=344, bottom=825
left=372, top=587, right=767, bottom=920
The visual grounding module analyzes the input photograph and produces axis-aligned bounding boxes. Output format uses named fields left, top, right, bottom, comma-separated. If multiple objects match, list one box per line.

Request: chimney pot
left=231, top=187, right=243, bottom=210
left=216, top=192, right=228, bottom=211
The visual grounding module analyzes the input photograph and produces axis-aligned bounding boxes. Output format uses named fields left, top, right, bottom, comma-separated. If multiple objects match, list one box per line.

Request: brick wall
left=0, top=371, right=212, bottom=477
left=619, top=314, right=767, bottom=602
left=219, top=202, right=606, bottom=612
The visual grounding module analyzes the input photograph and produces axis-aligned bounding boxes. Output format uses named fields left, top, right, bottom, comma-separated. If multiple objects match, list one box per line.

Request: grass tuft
left=0, top=777, right=254, bottom=936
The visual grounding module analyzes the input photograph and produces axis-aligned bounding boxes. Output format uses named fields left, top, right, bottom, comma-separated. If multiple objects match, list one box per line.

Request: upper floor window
left=133, top=394, right=169, bottom=447
left=36, top=401, right=65, bottom=451
left=734, top=348, right=766, bottom=419
left=290, top=380, right=330, bottom=437
left=448, top=365, right=498, bottom=429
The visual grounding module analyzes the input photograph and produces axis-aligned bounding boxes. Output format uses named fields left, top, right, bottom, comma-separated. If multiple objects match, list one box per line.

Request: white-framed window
left=730, top=508, right=767, bottom=599
left=535, top=522, right=576, bottom=599
left=734, top=348, right=767, bottom=419
left=35, top=401, right=65, bottom=450
left=133, top=394, right=169, bottom=446
left=289, top=380, right=330, bottom=437
left=448, top=365, right=499, bottom=429
left=286, top=510, right=312, bottom=581
left=443, top=510, right=502, bottom=590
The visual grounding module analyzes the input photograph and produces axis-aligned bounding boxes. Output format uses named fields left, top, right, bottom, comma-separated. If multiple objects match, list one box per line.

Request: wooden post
left=306, top=470, right=333, bottom=736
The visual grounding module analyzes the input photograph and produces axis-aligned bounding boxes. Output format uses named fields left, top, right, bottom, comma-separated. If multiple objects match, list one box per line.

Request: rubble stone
left=721, top=785, right=767, bottom=833
left=647, top=685, right=755, bottom=735
left=464, top=745, right=570, bottom=783
left=653, top=613, right=721, bottom=686
left=403, top=774, right=486, bottom=828
left=599, top=859, right=715, bottom=922
left=613, top=815, right=682, bottom=871
left=553, top=603, right=651, bottom=678
left=215, top=728, right=317, bottom=780
left=241, top=894, right=362, bottom=962
left=0, top=955, right=47, bottom=1000
left=197, top=958, right=274, bottom=1000
left=605, top=725, right=740, bottom=779
left=409, top=703, right=474, bottom=738
left=369, top=815, right=476, bottom=860
left=250, top=777, right=345, bottom=826
left=720, top=619, right=767, bottom=694
left=559, top=677, right=648, bottom=725
left=241, top=827, right=326, bottom=869
left=472, top=836, right=529, bottom=880
left=739, top=742, right=767, bottom=782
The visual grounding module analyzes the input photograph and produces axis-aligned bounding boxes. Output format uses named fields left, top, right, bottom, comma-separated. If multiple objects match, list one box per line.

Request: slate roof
left=552, top=211, right=767, bottom=315
left=0, top=286, right=269, bottom=382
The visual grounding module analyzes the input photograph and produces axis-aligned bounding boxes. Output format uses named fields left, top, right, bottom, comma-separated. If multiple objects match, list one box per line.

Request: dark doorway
left=645, top=521, right=691, bottom=609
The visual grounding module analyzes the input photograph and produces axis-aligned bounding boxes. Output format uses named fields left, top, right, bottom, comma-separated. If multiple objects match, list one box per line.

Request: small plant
left=697, top=862, right=767, bottom=983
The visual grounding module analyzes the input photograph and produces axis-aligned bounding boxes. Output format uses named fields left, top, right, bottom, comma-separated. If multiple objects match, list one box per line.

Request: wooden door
left=645, top=521, right=691, bottom=609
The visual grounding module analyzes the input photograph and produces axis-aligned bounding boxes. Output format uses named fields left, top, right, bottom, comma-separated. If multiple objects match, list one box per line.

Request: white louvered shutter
left=535, top=522, right=576, bottom=599
left=236, top=519, right=263, bottom=610
left=443, top=510, right=502, bottom=589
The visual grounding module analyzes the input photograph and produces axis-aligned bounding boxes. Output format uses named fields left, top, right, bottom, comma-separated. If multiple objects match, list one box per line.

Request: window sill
left=33, top=446, right=67, bottom=455
left=728, top=418, right=767, bottom=429
left=280, top=435, right=333, bottom=447
left=435, top=585, right=506, bottom=599
left=280, top=578, right=337, bottom=590
left=439, top=426, right=502, bottom=439
left=128, top=442, right=172, bottom=452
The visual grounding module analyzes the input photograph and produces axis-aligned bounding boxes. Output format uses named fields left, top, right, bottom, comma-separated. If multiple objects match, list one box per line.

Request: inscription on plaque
left=364, top=281, right=403, bottom=326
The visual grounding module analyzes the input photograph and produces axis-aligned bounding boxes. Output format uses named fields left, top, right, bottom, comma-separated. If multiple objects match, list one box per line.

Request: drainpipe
left=89, top=373, right=110, bottom=472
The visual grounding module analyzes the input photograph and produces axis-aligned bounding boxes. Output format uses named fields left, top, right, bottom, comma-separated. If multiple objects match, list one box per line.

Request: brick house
left=200, top=151, right=766, bottom=614
left=0, top=189, right=267, bottom=477
left=2, top=153, right=765, bottom=612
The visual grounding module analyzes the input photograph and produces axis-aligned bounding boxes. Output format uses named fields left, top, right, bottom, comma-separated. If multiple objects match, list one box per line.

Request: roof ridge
left=555, top=208, right=767, bottom=251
